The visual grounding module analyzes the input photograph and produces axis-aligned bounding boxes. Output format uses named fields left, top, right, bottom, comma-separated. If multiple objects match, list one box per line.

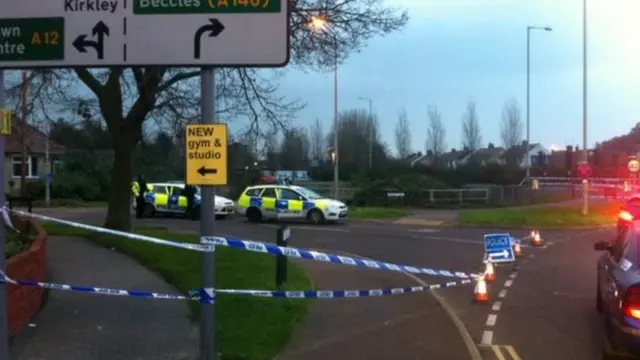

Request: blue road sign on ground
left=484, top=233, right=515, bottom=263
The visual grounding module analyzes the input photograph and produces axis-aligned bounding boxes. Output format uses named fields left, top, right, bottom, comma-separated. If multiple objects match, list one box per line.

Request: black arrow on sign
left=194, top=18, right=225, bottom=59
left=73, top=21, right=110, bottom=60
left=197, top=166, right=218, bottom=176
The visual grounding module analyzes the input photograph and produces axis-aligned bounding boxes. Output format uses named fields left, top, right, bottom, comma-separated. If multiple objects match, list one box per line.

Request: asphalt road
left=21, top=207, right=617, bottom=359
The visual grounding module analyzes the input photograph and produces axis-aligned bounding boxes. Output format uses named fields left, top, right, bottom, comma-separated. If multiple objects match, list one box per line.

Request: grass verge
left=349, top=207, right=413, bottom=219
left=43, top=223, right=311, bottom=360
left=32, top=199, right=107, bottom=208
left=458, top=202, right=618, bottom=227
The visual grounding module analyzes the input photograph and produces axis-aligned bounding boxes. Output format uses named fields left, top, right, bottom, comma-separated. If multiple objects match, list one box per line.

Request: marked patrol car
left=235, top=184, right=348, bottom=224
left=134, top=182, right=235, bottom=219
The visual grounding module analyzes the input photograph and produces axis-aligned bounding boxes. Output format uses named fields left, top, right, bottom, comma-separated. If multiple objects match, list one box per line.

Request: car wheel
left=246, top=207, right=263, bottom=223
left=307, top=209, right=325, bottom=224
left=597, top=281, right=604, bottom=313
left=215, top=215, right=227, bottom=220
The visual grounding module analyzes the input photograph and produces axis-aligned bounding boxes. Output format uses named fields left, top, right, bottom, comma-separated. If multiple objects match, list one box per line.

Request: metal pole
left=199, top=67, right=217, bottom=360
left=582, top=0, right=589, bottom=215
left=333, top=38, right=339, bottom=199
left=368, top=99, right=372, bottom=169
left=0, top=70, right=10, bottom=360
left=45, top=118, right=50, bottom=207
left=526, top=27, right=531, bottom=179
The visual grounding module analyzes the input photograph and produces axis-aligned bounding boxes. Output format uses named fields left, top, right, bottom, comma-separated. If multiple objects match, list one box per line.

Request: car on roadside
left=235, top=184, right=348, bottom=224
left=617, top=195, right=640, bottom=235
left=133, top=182, right=235, bottom=219
left=595, top=220, right=640, bottom=359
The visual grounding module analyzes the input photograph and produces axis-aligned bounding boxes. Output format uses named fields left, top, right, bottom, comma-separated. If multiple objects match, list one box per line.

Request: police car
left=235, top=184, right=348, bottom=224
left=134, top=182, right=235, bottom=219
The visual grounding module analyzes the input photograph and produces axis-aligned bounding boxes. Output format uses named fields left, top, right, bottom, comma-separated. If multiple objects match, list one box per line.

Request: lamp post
left=582, top=0, right=589, bottom=215
left=526, top=25, right=552, bottom=179
left=357, top=96, right=373, bottom=169
left=310, top=16, right=340, bottom=198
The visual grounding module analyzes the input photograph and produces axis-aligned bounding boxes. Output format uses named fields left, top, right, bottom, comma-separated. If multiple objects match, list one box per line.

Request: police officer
left=184, top=184, right=197, bottom=220
left=135, top=174, right=148, bottom=219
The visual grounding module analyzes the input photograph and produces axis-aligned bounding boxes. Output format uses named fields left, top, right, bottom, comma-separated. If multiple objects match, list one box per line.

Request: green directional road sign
left=0, top=17, right=64, bottom=62
left=133, top=0, right=281, bottom=14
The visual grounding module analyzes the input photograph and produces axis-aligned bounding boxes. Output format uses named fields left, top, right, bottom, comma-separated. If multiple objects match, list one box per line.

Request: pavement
left=10, top=236, right=198, bottom=360
left=7, top=206, right=620, bottom=360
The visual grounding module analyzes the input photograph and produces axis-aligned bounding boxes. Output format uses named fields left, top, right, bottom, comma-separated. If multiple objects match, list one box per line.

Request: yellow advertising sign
left=0, top=109, right=11, bottom=136
left=185, top=124, right=228, bottom=186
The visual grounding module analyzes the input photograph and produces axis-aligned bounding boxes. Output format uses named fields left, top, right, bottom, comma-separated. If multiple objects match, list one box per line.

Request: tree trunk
left=103, top=138, right=134, bottom=230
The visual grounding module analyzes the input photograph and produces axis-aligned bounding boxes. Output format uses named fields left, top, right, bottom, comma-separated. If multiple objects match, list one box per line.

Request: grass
left=43, top=223, right=312, bottom=360
left=31, top=199, right=107, bottom=208
left=6, top=232, right=30, bottom=258
left=458, top=202, right=619, bottom=227
left=349, top=207, right=413, bottom=219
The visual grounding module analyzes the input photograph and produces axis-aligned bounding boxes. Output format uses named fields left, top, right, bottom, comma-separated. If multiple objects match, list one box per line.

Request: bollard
left=275, top=226, right=290, bottom=289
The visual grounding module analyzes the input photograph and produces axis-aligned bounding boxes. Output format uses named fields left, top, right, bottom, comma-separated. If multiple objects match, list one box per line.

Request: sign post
left=0, top=72, right=9, bottom=360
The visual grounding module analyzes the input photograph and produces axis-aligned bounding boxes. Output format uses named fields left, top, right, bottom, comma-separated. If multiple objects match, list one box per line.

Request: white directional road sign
left=0, top=0, right=289, bottom=68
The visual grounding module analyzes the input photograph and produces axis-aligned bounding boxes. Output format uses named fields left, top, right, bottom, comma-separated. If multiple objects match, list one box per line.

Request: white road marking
left=509, top=272, right=518, bottom=279
left=408, top=228, right=440, bottom=233
left=486, top=314, right=497, bottom=326
left=481, top=330, right=493, bottom=345
left=498, top=289, right=508, bottom=298
left=491, top=301, right=502, bottom=311
left=504, top=280, right=513, bottom=288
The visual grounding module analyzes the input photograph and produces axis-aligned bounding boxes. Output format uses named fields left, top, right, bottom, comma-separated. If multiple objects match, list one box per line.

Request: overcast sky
left=274, top=0, right=640, bottom=154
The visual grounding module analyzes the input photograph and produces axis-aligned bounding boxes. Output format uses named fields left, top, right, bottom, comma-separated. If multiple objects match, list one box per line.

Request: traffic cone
left=531, top=230, right=544, bottom=246
left=474, top=276, right=489, bottom=302
left=484, top=259, right=495, bottom=282
left=530, top=230, right=536, bottom=239
left=513, top=240, right=522, bottom=257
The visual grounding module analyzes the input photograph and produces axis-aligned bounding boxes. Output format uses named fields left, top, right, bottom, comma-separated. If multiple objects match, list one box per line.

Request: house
left=462, top=144, right=505, bottom=166
left=500, top=141, right=549, bottom=168
left=4, top=120, right=65, bottom=191
left=439, top=148, right=472, bottom=169
left=410, top=151, right=436, bottom=168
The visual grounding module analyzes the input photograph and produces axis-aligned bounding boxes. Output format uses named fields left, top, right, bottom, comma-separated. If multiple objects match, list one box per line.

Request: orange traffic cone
left=513, top=241, right=522, bottom=257
left=474, top=276, right=489, bottom=302
left=531, top=230, right=544, bottom=246
left=484, top=259, right=495, bottom=282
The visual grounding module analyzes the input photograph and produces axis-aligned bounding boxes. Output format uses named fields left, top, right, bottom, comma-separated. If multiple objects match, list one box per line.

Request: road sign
left=484, top=233, right=515, bottom=263
left=185, top=123, right=227, bottom=186
left=629, top=159, right=640, bottom=173
left=577, top=162, right=592, bottom=178
left=0, top=0, right=289, bottom=68
left=0, top=108, right=10, bottom=135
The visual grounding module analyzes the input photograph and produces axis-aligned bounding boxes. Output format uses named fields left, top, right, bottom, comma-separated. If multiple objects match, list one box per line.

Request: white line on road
left=509, top=272, right=518, bottom=279
left=481, top=330, right=493, bottom=346
left=498, top=289, right=508, bottom=298
left=485, top=314, right=497, bottom=326
left=491, top=301, right=502, bottom=311
left=504, top=280, right=513, bottom=288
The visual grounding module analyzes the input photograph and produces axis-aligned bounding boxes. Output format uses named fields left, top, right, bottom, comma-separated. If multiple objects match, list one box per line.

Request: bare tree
left=328, top=109, right=386, bottom=173
left=395, top=107, right=412, bottom=158
left=461, top=100, right=482, bottom=150
left=309, top=118, right=324, bottom=162
left=500, top=99, right=523, bottom=149
left=426, top=105, right=446, bottom=155
left=7, top=1, right=408, bottom=230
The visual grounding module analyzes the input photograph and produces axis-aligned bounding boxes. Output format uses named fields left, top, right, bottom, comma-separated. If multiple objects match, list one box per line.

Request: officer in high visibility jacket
left=132, top=174, right=148, bottom=218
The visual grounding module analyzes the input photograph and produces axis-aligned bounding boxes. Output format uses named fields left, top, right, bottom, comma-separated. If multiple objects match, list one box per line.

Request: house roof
left=440, top=149, right=471, bottom=162
left=5, top=119, right=65, bottom=155
left=466, top=147, right=505, bottom=162
left=500, top=143, right=540, bottom=161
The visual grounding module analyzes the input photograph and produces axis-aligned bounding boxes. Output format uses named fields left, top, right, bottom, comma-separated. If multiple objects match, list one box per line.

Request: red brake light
left=619, top=210, right=634, bottom=222
left=623, top=286, right=640, bottom=320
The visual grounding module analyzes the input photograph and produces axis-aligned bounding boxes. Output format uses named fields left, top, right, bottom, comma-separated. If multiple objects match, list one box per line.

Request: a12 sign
left=577, top=162, right=592, bottom=179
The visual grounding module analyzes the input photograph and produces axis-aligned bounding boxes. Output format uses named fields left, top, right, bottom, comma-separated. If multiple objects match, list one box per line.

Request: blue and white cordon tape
left=3, top=208, right=476, bottom=280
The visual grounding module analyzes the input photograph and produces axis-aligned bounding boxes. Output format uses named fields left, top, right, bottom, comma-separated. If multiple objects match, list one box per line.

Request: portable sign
left=484, top=233, right=515, bottom=263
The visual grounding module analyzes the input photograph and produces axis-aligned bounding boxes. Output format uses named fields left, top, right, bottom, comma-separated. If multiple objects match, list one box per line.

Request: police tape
left=3, top=208, right=476, bottom=280
left=200, top=236, right=476, bottom=280
left=3, top=208, right=209, bottom=253
left=0, top=270, right=474, bottom=301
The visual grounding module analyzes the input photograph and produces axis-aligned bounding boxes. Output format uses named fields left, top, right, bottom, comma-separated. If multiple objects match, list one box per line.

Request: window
left=279, top=189, right=303, bottom=201
left=12, top=155, right=39, bottom=178
left=245, top=188, right=262, bottom=197
left=152, top=186, right=168, bottom=194
left=170, top=186, right=183, bottom=196
left=260, top=188, right=277, bottom=198
left=612, top=228, right=631, bottom=263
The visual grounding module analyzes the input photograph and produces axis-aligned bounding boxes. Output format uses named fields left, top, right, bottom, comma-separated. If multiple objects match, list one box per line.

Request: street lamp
left=357, top=96, right=373, bottom=169
left=525, top=25, right=552, bottom=179
left=309, top=16, right=340, bottom=198
left=582, top=0, right=589, bottom=215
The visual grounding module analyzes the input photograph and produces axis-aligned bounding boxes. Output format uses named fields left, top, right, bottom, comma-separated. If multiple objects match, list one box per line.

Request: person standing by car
left=135, top=174, right=148, bottom=219
left=184, top=184, right=197, bottom=220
